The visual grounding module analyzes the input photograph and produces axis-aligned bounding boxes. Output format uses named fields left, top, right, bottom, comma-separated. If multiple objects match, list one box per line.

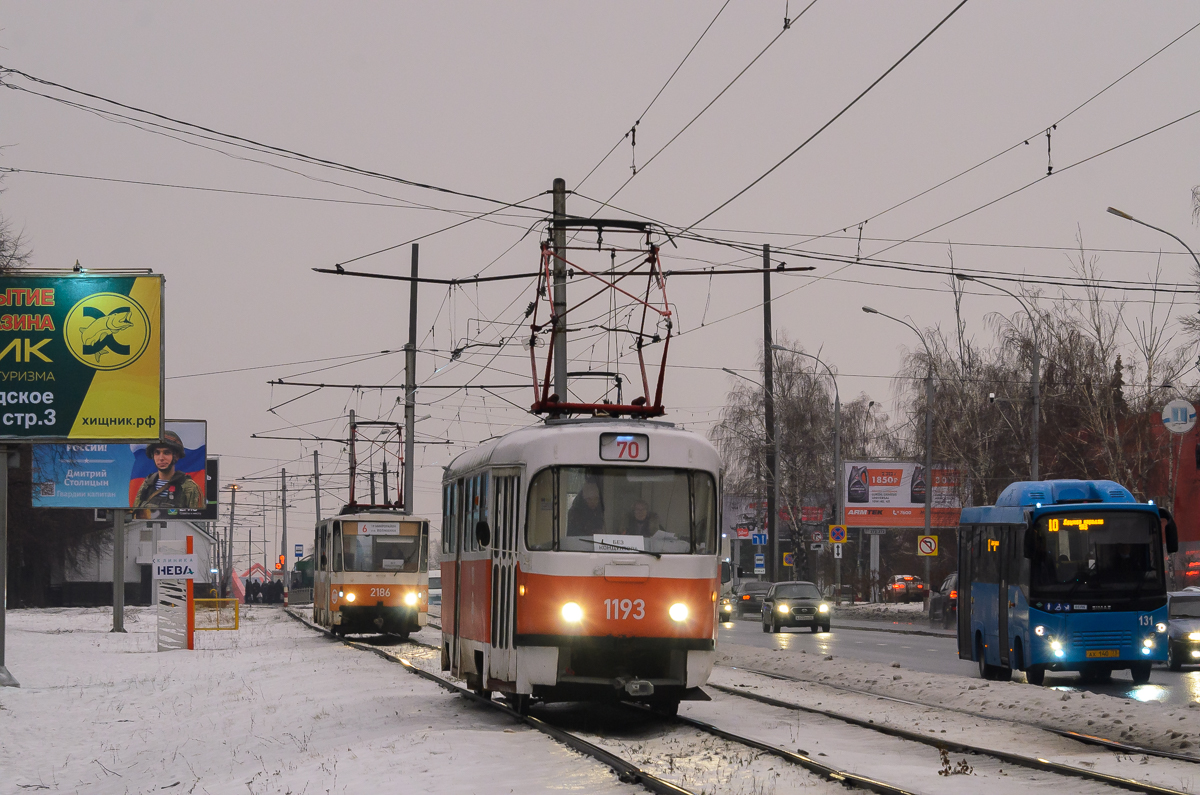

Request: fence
left=194, top=598, right=240, bottom=631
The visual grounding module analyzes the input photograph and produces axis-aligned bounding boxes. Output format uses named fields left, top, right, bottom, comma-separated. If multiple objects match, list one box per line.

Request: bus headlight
left=1050, top=639, right=1063, bottom=657
left=562, top=602, right=583, bottom=623
left=345, top=592, right=356, bottom=603
left=1156, top=623, right=1167, bottom=633
left=670, top=603, right=689, bottom=622
left=818, top=603, right=830, bottom=614
left=1143, top=637, right=1155, bottom=649
left=778, top=603, right=790, bottom=614
left=404, top=592, right=418, bottom=606
left=1034, top=625, right=1045, bottom=636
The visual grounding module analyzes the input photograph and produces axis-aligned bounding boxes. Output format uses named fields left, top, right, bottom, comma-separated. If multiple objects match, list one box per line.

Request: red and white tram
left=440, top=417, right=720, bottom=712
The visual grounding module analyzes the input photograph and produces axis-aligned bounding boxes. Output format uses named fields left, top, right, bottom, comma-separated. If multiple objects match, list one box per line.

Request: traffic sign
left=810, top=543, right=823, bottom=550
left=833, top=544, right=843, bottom=559
left=754, top=554, right=765, bottom=574
left=1162, top=399, right=1197, bottom=434
left=751, top=532, right=768, bottom=546
left=782, top=552, right=795, bottom=567
left=917, top=535, right=938, bottom=556
left=829, top=524, right=847, bottom=543
left=735, top=526, right=751, bottom=539
left=294, top=543, right=303, bottom=559
left=863, top=527, right=887, bottom=535
left=811, top=530, right=824, bottom=543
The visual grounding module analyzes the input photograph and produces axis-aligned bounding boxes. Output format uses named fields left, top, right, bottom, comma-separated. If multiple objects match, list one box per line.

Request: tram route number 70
left=600, top=432, right=649, bottom=462
left=604, top=598, right=645, bottom=620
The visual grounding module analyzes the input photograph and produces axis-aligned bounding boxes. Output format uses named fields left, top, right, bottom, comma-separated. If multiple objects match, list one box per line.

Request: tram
left=958, top=479, right=1178, bottom=684
left=313, top=508, right=431, bottom=636
left=440, top=417, right=721, bottom=712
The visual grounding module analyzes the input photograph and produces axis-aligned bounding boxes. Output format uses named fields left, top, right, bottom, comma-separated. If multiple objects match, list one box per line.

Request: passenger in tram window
left=621, top=499, right=663, bottom=537
left=567, top=480, right=606, bottom=536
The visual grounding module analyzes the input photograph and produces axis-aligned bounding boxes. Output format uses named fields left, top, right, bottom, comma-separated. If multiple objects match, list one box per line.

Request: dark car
left=886, top=574, right=926, bottom=603
left=928, top=572, right=957, bottom=628
left=1167, top=592, right=1200, bottom=670
left=725, top=580, right=773, bottom=619
left=762, top=581, right=830, bottom=633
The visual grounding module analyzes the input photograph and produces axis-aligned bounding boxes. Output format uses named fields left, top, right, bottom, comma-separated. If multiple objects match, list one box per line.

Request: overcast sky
left=2, top=2, right=1198, bottom=559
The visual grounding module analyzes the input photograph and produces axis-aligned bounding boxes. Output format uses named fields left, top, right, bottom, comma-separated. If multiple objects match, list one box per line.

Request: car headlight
left=669, top=603, right=689, bottom=622
left=562, top=602, right=583, bottom=623
left=1034, top=625, right=1045, bottom=636
left=818, top=603, right=830, bottom=614
left=778, top=603, right=790, bottom=614
left=1156, top=622, right=1167, bottom=633
left=345, top=592, right=355, bottom=603
left=404, top=592, right=418, bottom=606
left=723, top=603, right=733, bottom=611
left=1189, top=632, right=1200, bottom=641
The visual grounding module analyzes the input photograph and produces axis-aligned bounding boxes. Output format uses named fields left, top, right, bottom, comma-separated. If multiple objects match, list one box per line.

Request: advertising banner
left=0, top=274, right=163, bottom=440
left=32, top=420, right=210, bottom=518
left=843, top=461, right=961, bottom=528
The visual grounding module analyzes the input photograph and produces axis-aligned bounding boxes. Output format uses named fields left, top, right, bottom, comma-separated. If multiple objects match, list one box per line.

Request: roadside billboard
left=0, top=274, right=163, bottom=441
left=32, top=420, right=212, bottom=519
left=843, top=461, right=961, bottom=528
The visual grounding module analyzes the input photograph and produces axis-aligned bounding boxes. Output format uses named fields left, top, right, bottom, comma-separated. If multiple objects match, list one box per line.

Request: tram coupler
left=622, top=679, right=654, bottom=697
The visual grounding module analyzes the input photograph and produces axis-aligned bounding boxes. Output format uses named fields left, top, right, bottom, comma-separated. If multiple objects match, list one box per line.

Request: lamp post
left=862, top=306, right=935, bottom=603
left=723, top=367, right=778, bottom=580
left=1107, top=207, right=1200, bottom=272
left=770, top=344, right=842, bottom=602
left=954, top=274, right=1040, bottom=481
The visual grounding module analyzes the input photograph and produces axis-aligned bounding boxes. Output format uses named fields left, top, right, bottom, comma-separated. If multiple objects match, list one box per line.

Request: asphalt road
left=718, top=617, right=1200, bottom=707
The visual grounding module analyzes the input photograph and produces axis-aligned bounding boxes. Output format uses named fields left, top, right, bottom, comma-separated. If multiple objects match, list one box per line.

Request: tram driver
left=567, top=480, right=606, bottom=536
left=621, top=499, right=663, bottom=537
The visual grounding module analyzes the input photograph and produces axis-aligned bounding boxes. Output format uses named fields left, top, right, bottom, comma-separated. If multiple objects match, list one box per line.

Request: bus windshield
left=526, top=466, right=716, bottom=555
left=1030, top=511, right=1164, bottom=598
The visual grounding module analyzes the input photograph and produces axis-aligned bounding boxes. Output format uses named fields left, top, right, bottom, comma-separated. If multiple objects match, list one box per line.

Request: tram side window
left=526, top=468, right=555, bottom=551
left=691, top=472, right=717, bottom=554
left=332, top=522, right=344, bottom=572
left=318, top=524, right=328, bottom=568
left=443, top=482, right=458, bottom=555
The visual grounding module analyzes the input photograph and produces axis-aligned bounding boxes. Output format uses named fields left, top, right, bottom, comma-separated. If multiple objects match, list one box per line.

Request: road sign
left=736, top=526, right=751, bottom=539
left=810, top=529, right=824, bottom=543
left=917, top=535, right=938, bottom=556
left=829, top=524, right=847, bottom=543
left=863, top=527, right=887, bottom=535
left=810, top=543, right=823, bottom=550
left=782, top=552, right=795, bottom=567
left=1162, top=399, right=1197, bottom=434
left=753, top=554, right=765, bottom=574
left=751, top=532, right=768, bottom=546
left=833, top=544, right=843, bottom=559
left=294, top=544, right=303, bottom=558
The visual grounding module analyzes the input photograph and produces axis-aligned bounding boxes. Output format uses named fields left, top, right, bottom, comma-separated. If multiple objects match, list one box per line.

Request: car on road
left=928, top=573, right=957, bottom=628
left=1167, top=591, right=1200, bottom=670
left=886, top=574, right=926, bottom=603
left=724, top=580, right=773, bottom=618
left=762, top=581, right=830, bottom=633
left=428, top=575, right=441, bottom=606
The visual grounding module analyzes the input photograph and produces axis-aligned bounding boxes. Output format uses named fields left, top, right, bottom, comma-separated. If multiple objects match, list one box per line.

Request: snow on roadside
left=832, top=601, right=927, bottom=623
left=716, top=641, right=1200, bottom=756
left=0, top=606, right=635, bottom=794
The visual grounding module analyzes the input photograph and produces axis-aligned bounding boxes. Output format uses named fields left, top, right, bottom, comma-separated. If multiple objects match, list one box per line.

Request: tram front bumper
left=336, top=605, right=421, bottom=634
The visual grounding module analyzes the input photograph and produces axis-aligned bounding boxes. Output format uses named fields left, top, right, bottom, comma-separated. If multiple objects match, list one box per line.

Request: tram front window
left=1030, top=511, right=1165, bottom=598
left=526, top=466, right=716, bottom=554
left=339, top=522, right=424, bottom=572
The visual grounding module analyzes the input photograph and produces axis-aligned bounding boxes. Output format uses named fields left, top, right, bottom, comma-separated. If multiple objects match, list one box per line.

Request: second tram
left=441, top=417, right=721, bottom=712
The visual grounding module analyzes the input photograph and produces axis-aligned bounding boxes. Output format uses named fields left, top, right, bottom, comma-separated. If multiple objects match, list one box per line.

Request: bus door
left=957, top=525, right=975, bottom=658
left=997, top=526, right=1010, bottom=667
left=489, top=469, right=521, bottom=685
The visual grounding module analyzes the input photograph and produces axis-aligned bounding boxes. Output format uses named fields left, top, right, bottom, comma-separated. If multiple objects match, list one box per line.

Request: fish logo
left=64, top=292, right=151, bottom=370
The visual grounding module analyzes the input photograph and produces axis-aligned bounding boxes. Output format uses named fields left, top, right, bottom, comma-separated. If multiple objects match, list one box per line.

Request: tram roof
left=961, top=479, right=1152, bottom=525
left=444, top=417, right=720, bottom=477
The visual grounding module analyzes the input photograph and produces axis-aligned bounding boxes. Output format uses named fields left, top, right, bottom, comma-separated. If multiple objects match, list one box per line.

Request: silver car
left=1167, top=592, right=1200, bottom=670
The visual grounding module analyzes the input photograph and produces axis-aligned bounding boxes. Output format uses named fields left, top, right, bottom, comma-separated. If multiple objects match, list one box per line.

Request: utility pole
left=281, top=468, right=288, bottom=605
left=382, top=460, right=389, bottom=506
left=404, top=243, right=418, bottom=514
left=552, top=178, right=568, bottom=400
left=923, top=374, right=934, bottom=591
left=762, top=244, right=778, bottom=581
left=0, top=445, right=17, bottom=686
left=1031, top=347, right=1040, bottom=481
left=226, top=485, right=239, bottom=598
left=313, top=450, right=322, bottom=522
left=111, top=509, right=126, bottom=632
left=348, top=410, right=357, bottom=505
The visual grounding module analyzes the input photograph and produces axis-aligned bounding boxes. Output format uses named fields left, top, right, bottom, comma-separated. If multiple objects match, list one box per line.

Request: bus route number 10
left=600, top=433, right=649, bottom=462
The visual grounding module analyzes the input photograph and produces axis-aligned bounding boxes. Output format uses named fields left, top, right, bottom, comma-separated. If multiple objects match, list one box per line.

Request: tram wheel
left=1130, top=662, right=1152, bottom=685
left=505, top=694, right=531, bottom=716
left=652, top=700, right=680, bottom=717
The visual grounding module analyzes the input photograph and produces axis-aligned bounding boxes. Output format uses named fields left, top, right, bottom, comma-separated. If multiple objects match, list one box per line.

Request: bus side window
left=1012, top=526, right=1030, bottom=594
left=333, top=522, right=343, bottom=572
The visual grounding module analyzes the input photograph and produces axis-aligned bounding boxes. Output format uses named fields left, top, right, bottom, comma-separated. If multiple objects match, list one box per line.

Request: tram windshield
left=336, top=520, right=424, bottom=573
left=526, top=466, right=716, bottom=555
left=1030, top=511, right=1164, bottom=598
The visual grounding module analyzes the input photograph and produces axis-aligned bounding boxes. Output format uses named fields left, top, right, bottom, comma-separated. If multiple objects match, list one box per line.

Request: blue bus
left=958, top=479, right=1178, bottom=685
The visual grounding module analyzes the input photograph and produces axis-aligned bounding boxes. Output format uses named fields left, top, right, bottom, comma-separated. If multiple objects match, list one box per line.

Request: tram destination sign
left=0, top=274, right=163, bottom=441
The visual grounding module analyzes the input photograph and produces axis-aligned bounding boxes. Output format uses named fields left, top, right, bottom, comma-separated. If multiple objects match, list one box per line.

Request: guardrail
left=289, top=587, right=314, bottom=604
left=194, top=598, right=239, bottom=630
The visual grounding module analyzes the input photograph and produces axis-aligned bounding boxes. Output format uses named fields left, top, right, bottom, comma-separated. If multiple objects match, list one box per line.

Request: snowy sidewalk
left=0, top=606, right=633, bottom=795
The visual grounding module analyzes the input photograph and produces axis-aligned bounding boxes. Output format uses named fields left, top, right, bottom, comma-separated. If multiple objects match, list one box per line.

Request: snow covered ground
left=0, top=606, right=636, bottom=794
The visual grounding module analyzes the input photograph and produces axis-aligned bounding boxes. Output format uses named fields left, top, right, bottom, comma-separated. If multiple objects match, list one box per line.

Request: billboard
left=0, top=274, right=163, bottom=441
left=32, top=420, right=213, bottom=519
left=843, top=461, right=961, bottom=528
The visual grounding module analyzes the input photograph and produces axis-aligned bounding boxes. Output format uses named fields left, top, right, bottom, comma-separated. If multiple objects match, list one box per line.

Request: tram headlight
left=1156, top=622, right=1167, bottom=633
left=561, top=602, right=583, bottom=623
left=778, top=603, right=790, bottom=614
left=669, top=603, right=689, bottom=622
left=345, top=592, right=356, bottom=603
left=818, top=603, right=830, bottom=614
left=404, top=592, right=418, bottom=606
left=337, top=590, right=344, bottom=598
left=1034, top=625, right=1046, bottom=636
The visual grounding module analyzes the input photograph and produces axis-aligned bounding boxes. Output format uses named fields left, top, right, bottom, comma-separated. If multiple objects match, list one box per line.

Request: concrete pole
left=226, top=488, right=238, bottom=598
left=0, top=445, right=16, bottom=686
left=552, top=178, right=568, bottom=400
left=281, top=468, right=288, bottom=604
left=404, top=244, right=418, bottom=514
left=924, top=373, right=934, bottom=599
left=111, top=509, right=126, bottom=632
left=313, top=450, right=322, bottom=523
left=762, top=244, right=778, bottom=581
left=833, top=391, right=842, bottom=604
left=1031, top=347, right=1040, bottom=481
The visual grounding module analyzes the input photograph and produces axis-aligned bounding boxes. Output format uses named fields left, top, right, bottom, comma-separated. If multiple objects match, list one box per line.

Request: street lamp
left=862, top=306, right=935, bottom=602
left=771, top=344, right=842, bottom=601
left=723, top=367, right=779, bottom=581
left=1107, top=207, right=1200, bottom=272
left=954, top=274, right=1040, bottom=481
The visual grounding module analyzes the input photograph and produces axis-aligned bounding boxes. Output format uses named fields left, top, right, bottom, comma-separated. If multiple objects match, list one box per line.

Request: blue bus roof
left=960, top=479, right=1155, bottom=525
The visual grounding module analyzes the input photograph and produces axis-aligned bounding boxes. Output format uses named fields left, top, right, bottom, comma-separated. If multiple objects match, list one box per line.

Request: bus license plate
left=1086, top=649, right=1119, bottom=658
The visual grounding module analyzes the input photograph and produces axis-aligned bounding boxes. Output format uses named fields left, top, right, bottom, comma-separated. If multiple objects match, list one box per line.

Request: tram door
left=489, top=470, right=521, bottom=684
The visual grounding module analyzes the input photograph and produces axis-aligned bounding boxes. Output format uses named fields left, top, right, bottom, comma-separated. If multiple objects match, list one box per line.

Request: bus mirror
left=475, top=520, right=491, bottom=548
left=720, top=562, right=732, bottom=584
left=1022, top=529, right=1035, bottom=559
left=1166, top=519, right=1179, bottom=554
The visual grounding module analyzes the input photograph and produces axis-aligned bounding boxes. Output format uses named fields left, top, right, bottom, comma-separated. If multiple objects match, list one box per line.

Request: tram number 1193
left=604, top=598, right=645, bottom=620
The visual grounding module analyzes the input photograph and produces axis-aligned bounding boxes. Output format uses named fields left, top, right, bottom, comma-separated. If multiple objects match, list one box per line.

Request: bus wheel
left=1026, top=666, right=1046, bottom=686
left=1130, top=662, right=1152, bottom=684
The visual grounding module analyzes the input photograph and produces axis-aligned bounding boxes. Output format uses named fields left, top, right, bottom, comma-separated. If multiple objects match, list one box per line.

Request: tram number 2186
left=370, top=587, right=391, bottom=598
left=604, top=598, right=645, bottom=620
